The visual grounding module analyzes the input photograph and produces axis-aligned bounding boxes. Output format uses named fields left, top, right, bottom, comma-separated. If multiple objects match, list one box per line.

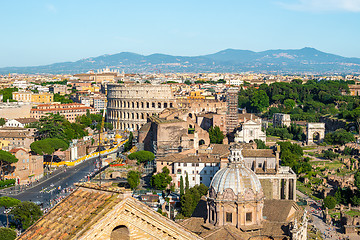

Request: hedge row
left=0, top=179, right=16, bottom=188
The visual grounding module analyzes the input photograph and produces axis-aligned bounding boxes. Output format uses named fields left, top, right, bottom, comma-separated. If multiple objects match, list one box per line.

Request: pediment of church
left=79, top=197, right=201, bottom=240
left=19, top=186, right=201, bottom=240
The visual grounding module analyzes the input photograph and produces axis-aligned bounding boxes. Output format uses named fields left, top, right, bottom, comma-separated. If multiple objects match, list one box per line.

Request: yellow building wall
left=0, top=140, right=10, bottom=150
left=31, top=93, right=54, bottom=103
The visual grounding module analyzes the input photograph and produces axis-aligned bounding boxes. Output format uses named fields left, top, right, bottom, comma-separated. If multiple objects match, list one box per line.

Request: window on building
left=177, top=169, right=181, bottom=174
left=204, top=170, right=207, bottom=174
left=200, top=177, right=202, bottom=181
left=258, top=163, right=262, bottom=168
left=246, top=212, right=252, bottom=222
left=226, top=212, right=232, bottom=222
left=183, top=163, right=187, bottom=167
left=192, top=177, right=195, bottom=181
left=192, top=163, right=195, bottom=167
left=196, top=163, right=199, bottom=167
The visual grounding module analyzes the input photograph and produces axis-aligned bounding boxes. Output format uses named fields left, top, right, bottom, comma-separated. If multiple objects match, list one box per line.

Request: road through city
left=0, top=156, right=98, bottom=227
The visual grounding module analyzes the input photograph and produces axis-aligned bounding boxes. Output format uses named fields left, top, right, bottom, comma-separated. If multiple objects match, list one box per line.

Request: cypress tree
left=185, top=172, right=189, bottom=192
left=180, top=176, right=184, bottom=196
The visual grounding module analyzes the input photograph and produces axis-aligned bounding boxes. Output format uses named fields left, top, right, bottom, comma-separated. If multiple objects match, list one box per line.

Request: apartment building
left=0, top=127, right=35, bottom=150
left=30, top=103, right=98, bottom=122
left=5, top=148, right=44, bottom=185
left=12, top=91, right=53, bottom=104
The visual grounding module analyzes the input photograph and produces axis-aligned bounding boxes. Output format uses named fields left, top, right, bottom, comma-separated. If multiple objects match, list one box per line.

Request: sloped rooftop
left=19, top=184, right=126, bottom=240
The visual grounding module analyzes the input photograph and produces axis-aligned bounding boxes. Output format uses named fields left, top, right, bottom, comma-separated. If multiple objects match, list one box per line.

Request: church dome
left=210, top=144, right=263, bottom=196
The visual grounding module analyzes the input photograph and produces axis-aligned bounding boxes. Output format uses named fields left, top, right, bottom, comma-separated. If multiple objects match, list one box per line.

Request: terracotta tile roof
left=178, top=218, right=207, bottom=235
left=243, top=149, right=275, bottom=158
left=19, top=184, right=202, bottom=240
left=18, top=187, right=118, bottom=240
left=9, top=148, right=27, bottom=153
left=31, top=107, right=91, bottom=112
left=0, top=128, right=33, bottom=138
left=157, top=153, right=221, bottom=164
left=263, top=200, right=301, bottom=223
left=14, top=118, right=38, bottom=124
left=200, top=225, right=249, bottom=240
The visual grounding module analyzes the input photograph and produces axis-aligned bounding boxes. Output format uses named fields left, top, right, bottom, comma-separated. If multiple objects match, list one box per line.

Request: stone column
left=278, top=179, right=282, bottom=199
left=216, top=204, right=221, bottom=226
left=285, top=179, right=289, bottom=200
left=293, top=178, right=297, bottom=201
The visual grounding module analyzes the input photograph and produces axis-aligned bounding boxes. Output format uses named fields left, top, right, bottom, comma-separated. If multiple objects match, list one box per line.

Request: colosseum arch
left=158, top=102, right=161, bottom=108
left=146, top=102, right=149, bottom=108
left=141, top=102, right=144, bottom=108
left=164, top=102, right=168, bottom=108
left=110, top=225, right=130, bottom=240
left=136, top=102, right=139, bottom=108
left=306, top=123, right=325, bottom=145
left=131, top=113, right=134, bottom=119
left=132, top=102, right=135, bottom=108
left=136, top=113, right=139, bottom=119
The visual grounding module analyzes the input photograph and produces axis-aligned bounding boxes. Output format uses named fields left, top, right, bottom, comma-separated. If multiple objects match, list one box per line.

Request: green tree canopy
left=325, top=129, right=355, bottom=145
left=0, top=150, right=18, bottom=180
left=0, top=196, right=21, bottom=227
left=250, top=90, right=269, bottom=112
left=180, top=184, right=208, bottom=217
left=0, top=227, right=17, bottom=240
left=150, top=167, right=172, bottom=190
left=209, top=126, right=224, bottom=144
left=323, top=196, right=337, bottom=209
left=127, top=171, right=141, bottom=190
left=0, top=118, right=5, bottom=126
left=123, top=132, right=134, bottom=152
left=254, top=139, right=269, bottom=149
left=30, top=138, right=68, bottom=168
left=10, top=201, right=43, bottom=230
left=355, top=171, right=360, bottom=190
left=128, top=151, right=155, bottom=164
left=0, top=87, right=18, bottom=102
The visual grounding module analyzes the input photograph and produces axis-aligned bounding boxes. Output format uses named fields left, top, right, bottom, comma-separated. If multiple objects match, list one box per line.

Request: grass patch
left=297, top=181, right=321, bottom=200
left=302, top=146, right=317, bottom=150
left=345, top=210, right=360, bottom=217
left=309, top=160, right=343, bottom=170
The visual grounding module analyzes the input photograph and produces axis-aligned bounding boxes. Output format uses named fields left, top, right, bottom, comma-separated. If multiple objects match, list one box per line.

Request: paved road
left=0, top=157, right=98, bottom=227
left=297, top=190, right=360, bottom=240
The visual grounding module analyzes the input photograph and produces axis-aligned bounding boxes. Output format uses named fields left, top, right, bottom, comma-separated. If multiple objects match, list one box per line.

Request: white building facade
left=234, top=119, right=266, bottom=143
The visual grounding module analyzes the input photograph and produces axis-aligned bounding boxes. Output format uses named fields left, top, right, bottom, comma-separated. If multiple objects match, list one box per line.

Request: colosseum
left=107, top=84, right=176, bottom=130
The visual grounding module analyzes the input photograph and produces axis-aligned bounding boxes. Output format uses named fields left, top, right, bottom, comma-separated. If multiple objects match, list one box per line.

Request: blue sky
left=1, top=0, right=360, bottom=67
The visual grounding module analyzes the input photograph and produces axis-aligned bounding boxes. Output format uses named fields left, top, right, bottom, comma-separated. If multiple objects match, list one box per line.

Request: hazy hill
left=1, top=47, right=359, bottom=74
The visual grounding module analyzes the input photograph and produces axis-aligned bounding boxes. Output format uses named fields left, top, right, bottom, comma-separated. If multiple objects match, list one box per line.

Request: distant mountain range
left=1, top=47, right=360, bottom=75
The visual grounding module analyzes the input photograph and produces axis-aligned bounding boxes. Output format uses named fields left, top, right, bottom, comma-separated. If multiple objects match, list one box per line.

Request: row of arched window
left=108, top=100, right=173, bottom=109
left=108, top=110, right=157, bottom=120
left=112, top=121, right=142, bottom=130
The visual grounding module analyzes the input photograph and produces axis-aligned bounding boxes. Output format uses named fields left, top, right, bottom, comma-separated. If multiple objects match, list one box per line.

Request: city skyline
left=1, top=0, right=360, bottom=67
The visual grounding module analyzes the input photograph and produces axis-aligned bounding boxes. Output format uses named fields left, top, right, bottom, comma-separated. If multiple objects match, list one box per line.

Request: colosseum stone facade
left=107, top=84, right=176, bottom=130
